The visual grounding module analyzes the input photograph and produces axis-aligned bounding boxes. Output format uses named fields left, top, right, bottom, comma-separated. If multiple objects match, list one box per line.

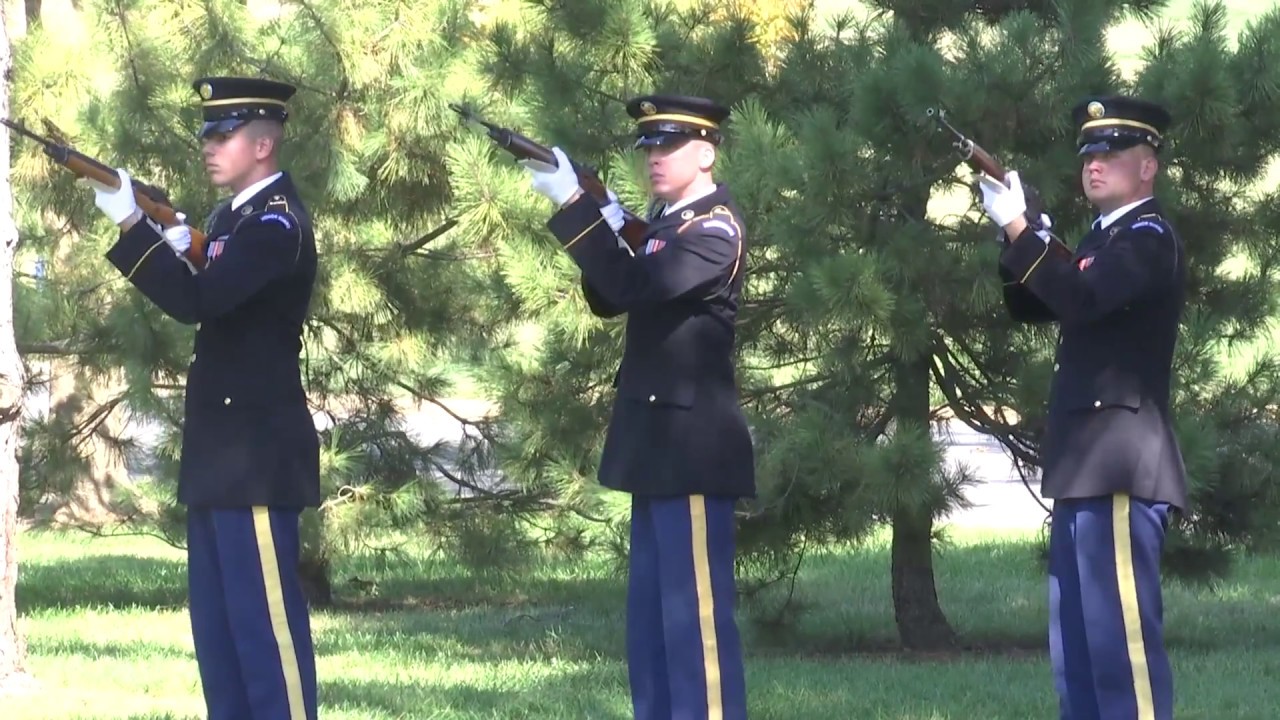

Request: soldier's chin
left=1084, top=185, right=1110, bottom=205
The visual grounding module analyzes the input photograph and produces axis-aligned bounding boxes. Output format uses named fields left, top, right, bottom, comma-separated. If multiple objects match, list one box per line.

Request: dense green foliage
left=8, top=0, right=1280, bottom=644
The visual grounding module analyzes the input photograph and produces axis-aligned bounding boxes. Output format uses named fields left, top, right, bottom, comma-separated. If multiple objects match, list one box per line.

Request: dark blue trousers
left=1049, top=494, right=1174, bottom=720
left=187, top=506, right=318, bottom=720
left=626, top=494, right=747, bottom=720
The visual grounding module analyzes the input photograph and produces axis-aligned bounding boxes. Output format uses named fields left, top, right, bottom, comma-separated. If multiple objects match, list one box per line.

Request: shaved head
left=244, top=119, right=285, bottom=156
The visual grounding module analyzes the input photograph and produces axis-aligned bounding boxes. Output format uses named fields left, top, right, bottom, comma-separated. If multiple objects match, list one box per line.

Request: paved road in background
left=392, top=400, right=1054, bottom=532
left=30, top=388, right=1051, bottom=532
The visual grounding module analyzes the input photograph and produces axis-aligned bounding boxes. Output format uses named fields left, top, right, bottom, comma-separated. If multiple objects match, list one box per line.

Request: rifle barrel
left=4, top=116, right=210, bottom=269
left=448, top=101, right=652, bottom=252
left=926, top=108, right=1006, bottom=180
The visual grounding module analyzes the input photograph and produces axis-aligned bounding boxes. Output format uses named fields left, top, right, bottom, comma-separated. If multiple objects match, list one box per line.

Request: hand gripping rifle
left=1, top=117, right=208, bottom=269
left=926, top=108, right=1069, bottom=256
left=449, top=103, right=649, bottom=253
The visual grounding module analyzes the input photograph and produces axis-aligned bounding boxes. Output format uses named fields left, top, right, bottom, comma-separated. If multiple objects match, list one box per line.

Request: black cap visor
left=200, top=118, right=248, bottom=139
left=633, top=122, right=721, bottom=149
left=1077, top=128, right=1156, bottom=156
left=634, top=132, right=693, bottom=149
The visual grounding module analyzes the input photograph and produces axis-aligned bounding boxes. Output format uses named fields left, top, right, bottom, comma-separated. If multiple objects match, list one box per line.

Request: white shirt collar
left=661, top=183, right=717, bottom=216
left=1093, top=196, right=1153, bottom=230
left=230, top=171, right=284, bottom=211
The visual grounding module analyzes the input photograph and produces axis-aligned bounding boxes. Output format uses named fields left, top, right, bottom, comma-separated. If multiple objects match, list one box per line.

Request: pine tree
left=462, top=0, right=1280, bottom=652
left=738, top=0, right=1280, bottom=646
left=447, top=0, right=790, bottom=567
left=9, top=0, right=532, bottom=601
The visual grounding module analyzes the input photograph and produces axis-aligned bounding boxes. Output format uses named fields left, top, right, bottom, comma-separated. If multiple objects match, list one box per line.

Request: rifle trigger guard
left=955, top=138, right=974, bottom=161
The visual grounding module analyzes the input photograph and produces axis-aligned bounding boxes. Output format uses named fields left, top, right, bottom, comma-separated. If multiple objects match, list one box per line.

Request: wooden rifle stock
left=926, top=108, right=1069, bottom=258
left=1, top=117, right=208, bottom=269
left=448, top=103, right=649, bottom=252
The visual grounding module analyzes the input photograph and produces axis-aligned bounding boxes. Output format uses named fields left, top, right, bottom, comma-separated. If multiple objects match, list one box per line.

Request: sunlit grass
left=8, top=525, right=1280, bottom=719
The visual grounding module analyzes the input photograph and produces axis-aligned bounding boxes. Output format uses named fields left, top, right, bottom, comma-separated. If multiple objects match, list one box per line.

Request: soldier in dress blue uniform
left=979, top=96, right=1186, bottom=720
left=86, top=76, right=320, bottom=720
left=520, top=95, right=753, bottom=720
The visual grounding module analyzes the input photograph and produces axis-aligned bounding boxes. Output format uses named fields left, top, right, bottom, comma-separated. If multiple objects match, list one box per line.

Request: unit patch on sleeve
left=259, top=212, right=294, bottom=231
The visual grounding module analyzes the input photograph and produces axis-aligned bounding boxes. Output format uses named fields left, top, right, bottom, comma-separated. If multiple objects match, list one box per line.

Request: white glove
left=164, top=212, right=192, bottom=253
left=600, top=189, right=625, bottom=234
left=519, top=146, right=582, bottom=207
left=977, top=170, right=1028, bottom=228
left=1033, top=213, right=1052, bottom=244
left=163, top=211, right=199, bottom=273
left=88, top=168, right=140, bottom=225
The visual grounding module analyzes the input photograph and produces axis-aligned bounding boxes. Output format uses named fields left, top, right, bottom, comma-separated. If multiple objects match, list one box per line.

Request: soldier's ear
left=698, top=142, right=716, bottom=171
left=255, top=134, right=277, bottom=161
left=1141, top=154, right=1158, bottom=183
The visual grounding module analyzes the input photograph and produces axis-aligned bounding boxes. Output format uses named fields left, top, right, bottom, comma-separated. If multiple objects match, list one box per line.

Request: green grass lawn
left=7, top=525, right=1280, bottom=719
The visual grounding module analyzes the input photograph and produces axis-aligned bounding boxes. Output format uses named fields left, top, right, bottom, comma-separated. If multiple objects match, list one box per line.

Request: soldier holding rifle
left=519, top=95, right=753, bottom=720
left=84, top=76, right=320, bottom=720
left=977, top=95, right=1186, bottom=720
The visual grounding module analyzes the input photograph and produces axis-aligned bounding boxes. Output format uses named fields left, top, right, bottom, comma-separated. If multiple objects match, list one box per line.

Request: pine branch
left=397, top=218, right=458, bottom=256
left=392, top=379, right=501, bottom=448
left=237, top=54, right=337, bottom=99
left=740, top=355, right=825, bottom=372
left=929, top=339, right=1038, bottom=466
left=19, top=340, right=92, bottom=356
left=429, top=458, right=608, bottom=523
left=741, top=372, right=833, bottom=402
left=289, top=0, right=350, bottom=98
left=64, top=390, right=129, bottom=450
left=529, top=36, right=627, bottom=105
left=412, top=251, right=497, bottom=261
left=74, top=514, right=186, bottom=551
left=111, top=0, right=143, bottom=93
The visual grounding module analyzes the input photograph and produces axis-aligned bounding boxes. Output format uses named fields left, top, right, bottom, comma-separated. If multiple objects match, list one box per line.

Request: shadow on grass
left=26, top=635, right=191, bottom=661
left=327, top=572, right=625, bottom=615
left=17, top=555, right=188, bottom=612
left=315, top=603, right=626, bottom=665
left=18, top=533, right=1280, bottom=661
left=320, top=672, right=633, bottom=720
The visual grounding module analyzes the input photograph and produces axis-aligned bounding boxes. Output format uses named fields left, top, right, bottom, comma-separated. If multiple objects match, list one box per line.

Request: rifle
left=448, top=103, right=649, bottom=252
left=926, top=107, right=1068, bottom=254
left=1, top=117, right=208, bottom=269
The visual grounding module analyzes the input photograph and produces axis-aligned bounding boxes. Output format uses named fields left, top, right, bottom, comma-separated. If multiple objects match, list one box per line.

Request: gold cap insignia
left=640, top=101, right=657, bottom=116
left=199, top=82, right=214, bottom=100
left=681, top=209, right=694, bottom=220
left=1087, top=101, right=1105, bottom=119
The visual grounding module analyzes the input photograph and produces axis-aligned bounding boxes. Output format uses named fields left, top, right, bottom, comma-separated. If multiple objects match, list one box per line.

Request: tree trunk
left=45, top=368, right=129, bottom=525
left=297, top=508, right=332, bottom=607
left=0, top=0, right=31, bottom=689
left=41, top=228, right=130, bottom=526
left=889, top=354, right=956, bottom=651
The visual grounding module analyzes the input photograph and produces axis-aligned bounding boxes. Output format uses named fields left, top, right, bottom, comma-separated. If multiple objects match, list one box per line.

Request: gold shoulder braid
left=232, top=197, right=305, bottom=266
left=674, top=205, right=744, bottom=301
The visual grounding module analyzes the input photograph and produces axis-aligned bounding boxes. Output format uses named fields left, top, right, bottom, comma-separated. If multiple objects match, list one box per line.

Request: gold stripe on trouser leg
left=251, top=506, right=308, bottom=720
left=689, top=495, right=723, bottom=720
left=1112, top=493, right=1155, bottom=719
